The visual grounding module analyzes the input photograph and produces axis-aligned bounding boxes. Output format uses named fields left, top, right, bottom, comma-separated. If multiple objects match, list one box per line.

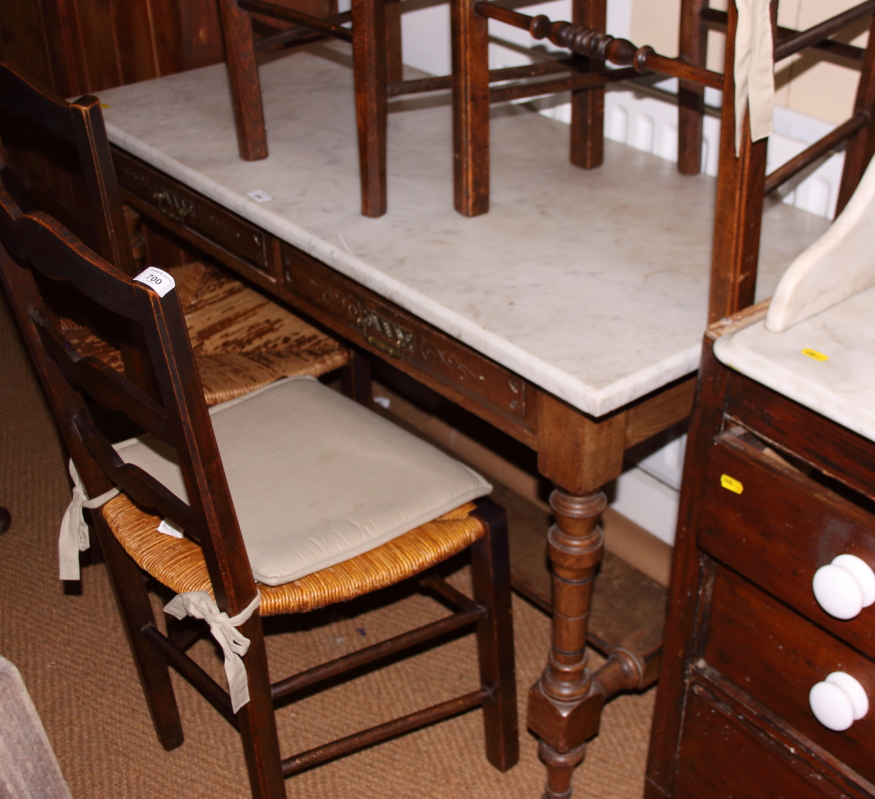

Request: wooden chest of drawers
left=646, top=310, right=875, bottom=799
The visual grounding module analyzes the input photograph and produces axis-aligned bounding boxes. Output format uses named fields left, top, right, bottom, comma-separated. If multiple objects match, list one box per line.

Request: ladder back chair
left=688, top=0, right=875, bottom=322
left=0, top=61, right=361, bottom=409
left=218, top=0, right=442, bottom=217
left=0, top=188, right=518, bottom=799
left=450, top=0, right=875, bottom=312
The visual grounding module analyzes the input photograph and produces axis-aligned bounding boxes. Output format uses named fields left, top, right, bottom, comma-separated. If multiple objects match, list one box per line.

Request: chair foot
left=234, top=617, right=286, bottom=799
left=0, top=505, right=10, bottom=534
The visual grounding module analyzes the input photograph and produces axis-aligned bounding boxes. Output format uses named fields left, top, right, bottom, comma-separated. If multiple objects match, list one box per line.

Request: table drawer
left=704, top=565, right=875, bottom=786
left=280, top=243, right=529, bottom=428
left=112, top=150, right=270, bottom=273
left=698, top=428, right=875, bottom=660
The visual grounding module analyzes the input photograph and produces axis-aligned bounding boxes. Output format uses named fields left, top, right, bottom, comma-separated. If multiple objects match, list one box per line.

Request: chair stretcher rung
left=281, top=689, right=486, bottom=776
left=271, top=605, right=484, bottom=701
left=142, top=624, right=237, bottom=725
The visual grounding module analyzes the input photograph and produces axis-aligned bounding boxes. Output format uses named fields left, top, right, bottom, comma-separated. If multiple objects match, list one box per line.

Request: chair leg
left=91, top=516, right=184, bottom=751
left=568, top=0, right=606, bottom=171
left=451, top=0, right=490, bottom=217
left=384, top=0, right=404, bottom=84
left=217, top=0, right=269, bottom=161
left=837, top=14, right=875, bottom=214
left=340, top=348, right=373, bottom=407
left=677, top=0, right=708, bottom=175
left=234, top=616, right=287, bottom=799
left=352, top=0, right=388, bottom=217
left=470, top=499, right=519, bottom=771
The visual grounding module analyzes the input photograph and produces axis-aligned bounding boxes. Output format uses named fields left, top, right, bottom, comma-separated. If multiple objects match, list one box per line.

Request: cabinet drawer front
left=705, top=565, right=875, bottom=784
left=673, top=682, right=844, bottom=799
left=281, top=243, right=530, bottom=427
left=112, top=150, right=270, bottom=272
left=698, top=431, right=875, bottom=659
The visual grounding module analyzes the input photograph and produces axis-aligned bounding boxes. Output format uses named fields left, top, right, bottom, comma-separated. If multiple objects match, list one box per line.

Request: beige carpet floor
left=0, top=290, right=655, bottom=799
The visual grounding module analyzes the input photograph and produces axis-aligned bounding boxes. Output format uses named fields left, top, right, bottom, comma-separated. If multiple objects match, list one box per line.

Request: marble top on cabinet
left=97, top=44, right=830, bottom=417
left=714, top=286, right=875, bottom=442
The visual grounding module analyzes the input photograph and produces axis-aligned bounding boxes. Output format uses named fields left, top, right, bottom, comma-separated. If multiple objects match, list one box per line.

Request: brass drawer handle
left=357, top=310, right=414, bottom=359
left=155, top=190, right=194, bottom=224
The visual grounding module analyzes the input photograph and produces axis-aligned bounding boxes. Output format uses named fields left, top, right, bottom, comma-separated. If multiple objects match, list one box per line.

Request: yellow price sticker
left=801, top=348, right=828, bottom=362
left=720, top=474, right=744, bottom=495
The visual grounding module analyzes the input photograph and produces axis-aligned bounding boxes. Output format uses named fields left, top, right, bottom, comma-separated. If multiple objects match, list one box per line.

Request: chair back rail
left=0, top=63, right=134, bottom=275
left=0, top=189, right=257, bottom=616
left=0, top=61, right=160, bottom=395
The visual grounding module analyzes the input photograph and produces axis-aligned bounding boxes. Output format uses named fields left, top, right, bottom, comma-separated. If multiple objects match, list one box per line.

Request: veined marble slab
left=715, top=285, right=875, bottom=442
left=97, top=44, right=829, bottom=417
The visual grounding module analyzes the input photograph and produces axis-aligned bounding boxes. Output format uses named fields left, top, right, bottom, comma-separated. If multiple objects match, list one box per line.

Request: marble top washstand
left=97, top=44, right=830, bottom=418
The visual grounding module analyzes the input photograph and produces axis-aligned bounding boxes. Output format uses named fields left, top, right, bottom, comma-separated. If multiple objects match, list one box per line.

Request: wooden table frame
left=113, top=139, right=693, bottom=793
left=107, top=2, right=875, bottom=796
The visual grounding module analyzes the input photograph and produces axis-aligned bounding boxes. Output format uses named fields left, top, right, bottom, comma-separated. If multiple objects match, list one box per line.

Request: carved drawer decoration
left=281, top=243, right=528, bottom=423
left=112, top=150, right=270, bottom=273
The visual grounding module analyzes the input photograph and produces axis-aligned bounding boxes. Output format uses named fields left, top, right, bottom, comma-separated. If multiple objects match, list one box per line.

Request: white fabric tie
left=164, top=591, right=261, bottom=713
left=59, top=461, right=119, bottom=581
left=734, top=0, right=775, bottom=155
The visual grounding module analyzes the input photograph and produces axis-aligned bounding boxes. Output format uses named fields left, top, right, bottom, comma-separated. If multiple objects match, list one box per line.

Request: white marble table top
left=715, top=285, right=875, bottom=442
left=97, top=44, right=830, bottom=418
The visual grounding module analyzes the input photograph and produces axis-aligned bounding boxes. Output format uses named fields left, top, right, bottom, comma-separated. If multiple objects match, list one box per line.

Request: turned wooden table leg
left=528, top=486, right=607, bottom=799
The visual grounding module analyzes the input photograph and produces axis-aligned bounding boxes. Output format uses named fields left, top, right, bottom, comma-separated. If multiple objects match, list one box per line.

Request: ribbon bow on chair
left=734, top=0, right=776, bottom=155
left=165, top=591, right=262, bottom=713
left=59, top=461, right=119, bottom=581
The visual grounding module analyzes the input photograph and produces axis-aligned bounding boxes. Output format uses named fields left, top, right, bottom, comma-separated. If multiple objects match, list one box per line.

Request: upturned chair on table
left=451, top=0, right=875, bottom=238
left=217, top=0, right=404, bottom=217
left=0, top=187, right=518, bottom=799
left=0, top=61, right=362, bottom=412
left=218, top=0, right=468, bottom=217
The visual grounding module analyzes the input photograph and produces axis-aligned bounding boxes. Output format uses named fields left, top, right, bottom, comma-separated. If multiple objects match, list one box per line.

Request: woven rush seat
left=63, top=261, right=349, bottom=405
left=109, top=376, right=492, bottom=586
left=103, top=497, right=484, bottom=615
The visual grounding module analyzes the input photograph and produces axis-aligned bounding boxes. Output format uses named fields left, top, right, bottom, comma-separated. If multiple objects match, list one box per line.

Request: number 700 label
left=134, top=266, right=176, bottom=297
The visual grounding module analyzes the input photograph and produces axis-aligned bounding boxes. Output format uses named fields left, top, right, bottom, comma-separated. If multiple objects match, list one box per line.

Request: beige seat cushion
left=113, top=377, right=491, bottom=585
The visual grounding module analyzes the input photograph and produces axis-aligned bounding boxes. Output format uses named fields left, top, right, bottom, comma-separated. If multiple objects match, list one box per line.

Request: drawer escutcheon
left=358, top=310, right=415, bottom=358
left=155, top=190, right=194, bottom=223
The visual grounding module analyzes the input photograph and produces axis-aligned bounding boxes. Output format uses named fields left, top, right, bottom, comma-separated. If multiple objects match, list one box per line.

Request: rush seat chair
left=0, top=61, right=360, bottom=408
left=0, top=189, right=518, bottom=799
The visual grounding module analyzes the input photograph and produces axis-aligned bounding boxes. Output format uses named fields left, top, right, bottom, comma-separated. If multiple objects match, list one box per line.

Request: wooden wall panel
left=0, top=0, right=229, bottom=98
left=0, top=0, right=340, bottom=100
left=0, top=0, right=57, bottom=91
left=0, top=0, right=341, bottom=101
left=177, top=0, right=226, bottom=71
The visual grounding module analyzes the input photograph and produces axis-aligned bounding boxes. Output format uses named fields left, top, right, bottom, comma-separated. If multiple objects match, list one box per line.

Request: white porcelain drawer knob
left=812, top=554, right=875, bottom=620
left=809, top=672, right=869, bottom=731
